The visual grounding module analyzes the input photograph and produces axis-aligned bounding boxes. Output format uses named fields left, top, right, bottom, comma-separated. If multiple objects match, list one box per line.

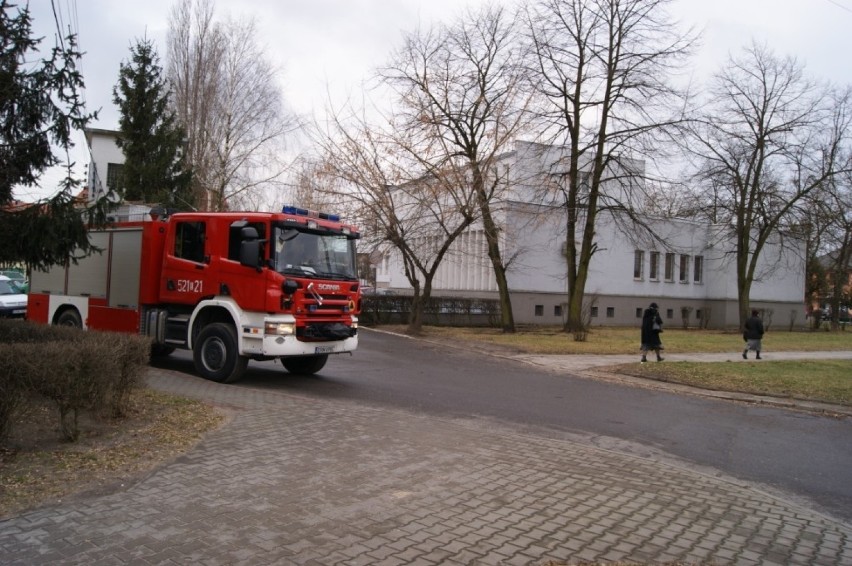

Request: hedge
left=0, top=320, right=151, bottom=442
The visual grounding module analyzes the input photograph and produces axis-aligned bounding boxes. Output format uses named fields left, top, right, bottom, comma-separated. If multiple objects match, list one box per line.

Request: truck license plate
left=315, top=345, right=336, bottom=354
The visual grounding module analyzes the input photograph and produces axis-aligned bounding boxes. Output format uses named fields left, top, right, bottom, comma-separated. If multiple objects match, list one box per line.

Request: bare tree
left=167, top=0, right=222, bottom=208
left=682, top=43, right=852, bottom=328
left=378, top=5, right=532, bottom=333
left=282, top=155, right=348, bottom=213
left=167, top=0, right=297, bottom=211
left=523, top=0, right=695, bottom=333
left=805, top=133, right=852, bottom=328
left=311, top=107, right=477, bottom=334
left=822, top=179, right=852, bottom=328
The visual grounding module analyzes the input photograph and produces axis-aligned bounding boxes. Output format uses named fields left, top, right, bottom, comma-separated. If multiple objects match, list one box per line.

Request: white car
left=0, top=275, right=27, bottom=318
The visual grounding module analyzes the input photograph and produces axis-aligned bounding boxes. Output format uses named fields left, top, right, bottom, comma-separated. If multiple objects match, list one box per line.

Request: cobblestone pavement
left=1, top=367, right=851, bottom=565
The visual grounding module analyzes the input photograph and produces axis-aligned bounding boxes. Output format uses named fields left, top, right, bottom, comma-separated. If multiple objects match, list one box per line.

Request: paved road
left=2, top=333, right=851, bottom=564
left=191, top=329, right=852, bottom=523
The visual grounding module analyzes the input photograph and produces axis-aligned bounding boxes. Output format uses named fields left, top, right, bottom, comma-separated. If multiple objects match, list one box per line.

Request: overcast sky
left=17, top=0, right=852, bottom=201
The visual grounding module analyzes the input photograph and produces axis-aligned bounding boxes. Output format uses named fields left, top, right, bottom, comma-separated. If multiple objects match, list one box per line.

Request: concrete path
left=1, top=362, right=851, bottom=565
left=514, top=350, right=852, bottom=371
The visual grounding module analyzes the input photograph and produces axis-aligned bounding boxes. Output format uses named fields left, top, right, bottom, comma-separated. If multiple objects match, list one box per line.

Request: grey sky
left=16, top=0, right=852, bottom=201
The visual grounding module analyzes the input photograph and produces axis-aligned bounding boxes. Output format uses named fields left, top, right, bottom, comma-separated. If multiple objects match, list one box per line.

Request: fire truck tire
left=281, top=354, right=328, bottom=375
left=193, top=323, right=248, bottom=383
left=56, top=308, right=82, bottom=328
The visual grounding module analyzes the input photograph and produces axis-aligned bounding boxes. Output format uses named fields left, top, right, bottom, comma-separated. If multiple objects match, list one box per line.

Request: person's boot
left=756, top=351, right=762, bottom=360
left=641, top=355, right=647, bottom=363
left=656, top=353, right=664, bottom=362
left=742, top=350, right=748, bottom=359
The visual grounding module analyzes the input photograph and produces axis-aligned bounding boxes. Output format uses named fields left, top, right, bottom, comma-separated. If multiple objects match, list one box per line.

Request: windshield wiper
left=281, top=266, right=317, bottom=278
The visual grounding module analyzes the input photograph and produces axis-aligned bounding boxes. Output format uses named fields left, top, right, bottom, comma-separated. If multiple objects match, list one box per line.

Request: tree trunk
left=407, top=294, right=423, bottom=335
left=406, top=280, right=425, bottom=335
left=737, top=253, right=753, bottom=331
left=474, top=167, right=515, bottom=333
left=564, top=257, right=591, bottom=333
left=481, top=213, right=515, bottom=333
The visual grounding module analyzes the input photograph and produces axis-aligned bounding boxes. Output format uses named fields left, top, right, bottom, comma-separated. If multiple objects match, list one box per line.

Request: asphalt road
left=158, top=328, right=852, bottom=523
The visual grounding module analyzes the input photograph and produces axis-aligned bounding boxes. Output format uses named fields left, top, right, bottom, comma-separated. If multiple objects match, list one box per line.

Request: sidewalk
left=1, top=365, right=851, bottom=565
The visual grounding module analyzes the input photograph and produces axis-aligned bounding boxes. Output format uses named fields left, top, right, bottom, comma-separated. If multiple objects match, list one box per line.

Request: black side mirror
left=239, top=240, right=261, bottom=269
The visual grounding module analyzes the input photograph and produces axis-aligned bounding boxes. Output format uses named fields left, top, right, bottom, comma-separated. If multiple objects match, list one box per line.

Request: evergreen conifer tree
left=0, top=0, right=105, bottom=270
left=113, top=38, right=192, bottom=208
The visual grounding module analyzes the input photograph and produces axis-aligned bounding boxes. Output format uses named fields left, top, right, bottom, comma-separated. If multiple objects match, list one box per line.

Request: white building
left=83, top=127, right=155, bottom=222
left=84, top=128, right=124, bottom=202
left=376, top=141, right=806, bottom=329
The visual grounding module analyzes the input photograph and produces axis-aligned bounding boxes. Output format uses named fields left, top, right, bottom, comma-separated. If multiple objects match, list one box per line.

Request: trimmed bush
left=0, top=344, right=29, bottom=443
left=0, top=319, right=152, bottom=442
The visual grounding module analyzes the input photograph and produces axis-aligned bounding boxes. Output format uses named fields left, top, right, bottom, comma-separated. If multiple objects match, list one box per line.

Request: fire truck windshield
left=273, top=226, right=358, bottom=280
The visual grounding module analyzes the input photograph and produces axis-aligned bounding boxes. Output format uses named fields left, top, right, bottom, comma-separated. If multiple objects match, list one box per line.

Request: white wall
left=85, top=129, right=123, bottom=201
left=375, top=140, right=806, bottom=326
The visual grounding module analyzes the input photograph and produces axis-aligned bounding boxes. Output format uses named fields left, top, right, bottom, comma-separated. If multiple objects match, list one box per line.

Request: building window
left=591, top=306, right=599, bottom=318
left=606, top=307, right=615, bottom=318
left=535, top=304, right=543, bottom=317
left=696, top=309, right=703, bottom=320
left=106, top=163, right=124, bottom=190
left=633, top=250, right=644, bottom=280
left=693, top=255, right=704, bottom=284
left=665, top=252, right=675, bottom=282
left=649, top=251, right=660, bottom=281
left=554, top=305, right=562, bottom=317
left=679, top=254, right=690, bottom=283
left=636, top=307, right=642, bottom=318
left=666, top=309, right=674, bottom=319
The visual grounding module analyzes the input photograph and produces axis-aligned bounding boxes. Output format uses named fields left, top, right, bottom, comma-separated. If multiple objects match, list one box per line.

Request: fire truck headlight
left=265, top=322, right=295, bottom=336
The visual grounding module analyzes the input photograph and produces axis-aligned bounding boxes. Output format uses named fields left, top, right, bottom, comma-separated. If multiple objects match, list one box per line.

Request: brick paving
left=1, top=367, right=850, bottom=565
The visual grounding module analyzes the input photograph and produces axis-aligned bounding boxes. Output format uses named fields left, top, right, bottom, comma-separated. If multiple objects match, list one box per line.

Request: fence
left=360, top=295, right=501, bottom=327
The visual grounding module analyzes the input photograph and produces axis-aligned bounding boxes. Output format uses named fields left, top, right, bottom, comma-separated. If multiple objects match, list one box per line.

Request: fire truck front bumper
left=240, top=316, right=359, bottom=357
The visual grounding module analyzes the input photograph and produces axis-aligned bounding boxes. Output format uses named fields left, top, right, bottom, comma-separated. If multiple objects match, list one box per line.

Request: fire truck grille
left=301, top=294, right=354, bottom=317
left=297, top=322, right=356, bottom=341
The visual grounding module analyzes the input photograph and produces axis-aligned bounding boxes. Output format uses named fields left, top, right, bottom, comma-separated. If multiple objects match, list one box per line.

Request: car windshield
left=0, top=281, right=21, bottom=295
left=273, top=226, right=358, bottom=280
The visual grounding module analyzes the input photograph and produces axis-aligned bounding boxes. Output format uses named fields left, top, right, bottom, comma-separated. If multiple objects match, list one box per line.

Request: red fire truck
left=27, top=206, right=362, bottom=383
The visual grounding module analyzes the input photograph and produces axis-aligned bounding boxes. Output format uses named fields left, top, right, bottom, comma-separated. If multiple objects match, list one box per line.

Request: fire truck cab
left=27, top=206, right=362, bottom=383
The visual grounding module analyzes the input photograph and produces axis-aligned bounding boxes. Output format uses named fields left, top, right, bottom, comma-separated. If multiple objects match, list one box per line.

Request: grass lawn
left=617, top=360, right=852, bottom=407
left=406, top=324, right=852, bottom=355
left=376, top=324, right=852, bottom=407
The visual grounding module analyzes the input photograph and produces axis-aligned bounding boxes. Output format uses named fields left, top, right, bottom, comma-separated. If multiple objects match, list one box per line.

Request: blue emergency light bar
left=282, top=205, right=340, bottom=222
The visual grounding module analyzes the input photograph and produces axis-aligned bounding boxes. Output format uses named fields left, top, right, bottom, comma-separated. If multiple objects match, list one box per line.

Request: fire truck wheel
left=193, top=323, right=248, bottom=383
left=281, top=354, right=328, bottom=375
left=56, top=308, right=82, bottom=328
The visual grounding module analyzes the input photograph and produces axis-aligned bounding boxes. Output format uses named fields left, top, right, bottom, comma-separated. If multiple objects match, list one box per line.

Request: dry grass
left=0, top=387, right=224, bottom=519
left=616, top=359, right=852, bottom=406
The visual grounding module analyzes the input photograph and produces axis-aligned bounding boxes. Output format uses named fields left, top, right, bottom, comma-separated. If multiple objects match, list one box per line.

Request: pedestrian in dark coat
left=641, top=302, right=664, bottom=362
left=742, top=309, right=765, bottom=359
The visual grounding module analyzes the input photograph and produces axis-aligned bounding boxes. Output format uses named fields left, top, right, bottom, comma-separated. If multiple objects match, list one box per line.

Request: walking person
left=641, top=302, right=664, bottom=362
left=743, top=309, right=765, bottom=359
